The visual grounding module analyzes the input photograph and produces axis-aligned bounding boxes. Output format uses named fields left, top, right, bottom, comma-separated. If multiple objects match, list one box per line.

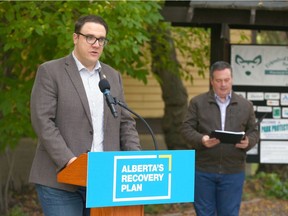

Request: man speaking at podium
left=181, top=61, right=259, bottom=216
left=29, top=15, right=141, bottom=216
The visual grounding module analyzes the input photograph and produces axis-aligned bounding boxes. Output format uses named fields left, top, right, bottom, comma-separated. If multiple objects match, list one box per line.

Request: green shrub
left=7, top=206, right=27, bottom=216
left=251, top=172, right=288, bottom=200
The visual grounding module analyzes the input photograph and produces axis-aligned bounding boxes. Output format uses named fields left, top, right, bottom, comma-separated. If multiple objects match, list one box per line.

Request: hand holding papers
left=210, top=130, right=245, bottom=144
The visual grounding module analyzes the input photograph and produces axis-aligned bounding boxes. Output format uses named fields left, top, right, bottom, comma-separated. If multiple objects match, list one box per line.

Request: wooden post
left=57, top=153, right=144, bottom=216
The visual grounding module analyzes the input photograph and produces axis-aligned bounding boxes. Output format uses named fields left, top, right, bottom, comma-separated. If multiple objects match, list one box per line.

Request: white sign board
left=260, top=141, right=288, bottom=164
left=231, top=45, right=288, bottom=86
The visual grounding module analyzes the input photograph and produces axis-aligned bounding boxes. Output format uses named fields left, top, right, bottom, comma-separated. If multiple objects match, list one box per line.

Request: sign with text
left=260, top=119, right=288, bottom=140
left=86, top=150, right=195, bottom=207
left=231, top=45, right=288, bottom=86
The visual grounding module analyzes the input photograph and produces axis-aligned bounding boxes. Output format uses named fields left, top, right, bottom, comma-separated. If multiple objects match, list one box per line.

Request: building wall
left=123, top=66, right=210, bottom=118
left=122, top=29, right=251, bottom=118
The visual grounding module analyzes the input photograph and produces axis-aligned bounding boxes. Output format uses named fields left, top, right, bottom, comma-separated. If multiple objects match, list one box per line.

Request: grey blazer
left=29, top=54, right=141, bottom=191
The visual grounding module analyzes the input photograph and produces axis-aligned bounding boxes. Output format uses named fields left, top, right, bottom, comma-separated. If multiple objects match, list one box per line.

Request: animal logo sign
left=233, top=54, right=264, bottom=85
left=235, top=55, right=262, bottom=77
left=231, top=45, right=288, bottom=86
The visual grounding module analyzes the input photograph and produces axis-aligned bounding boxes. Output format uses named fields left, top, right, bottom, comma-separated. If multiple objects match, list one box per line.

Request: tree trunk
left=150, top=27, right=189, bottom=150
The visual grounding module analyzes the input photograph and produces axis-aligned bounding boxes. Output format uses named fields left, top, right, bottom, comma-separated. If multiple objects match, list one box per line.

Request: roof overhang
left=161, top=1, right=288, bottom=31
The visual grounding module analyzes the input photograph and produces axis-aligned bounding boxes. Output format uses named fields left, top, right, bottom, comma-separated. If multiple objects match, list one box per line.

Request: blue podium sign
left=86, top=150, right=195, bottom=207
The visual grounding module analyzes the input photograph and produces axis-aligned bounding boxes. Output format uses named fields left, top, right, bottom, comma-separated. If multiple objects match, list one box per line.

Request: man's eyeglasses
left=76, top=32, right=108, bottom=47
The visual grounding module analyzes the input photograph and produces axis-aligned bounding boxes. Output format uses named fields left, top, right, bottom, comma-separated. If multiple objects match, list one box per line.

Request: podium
left=58, top=150, right=195, bottom=215
left=57, top=153, right=144, bottom=216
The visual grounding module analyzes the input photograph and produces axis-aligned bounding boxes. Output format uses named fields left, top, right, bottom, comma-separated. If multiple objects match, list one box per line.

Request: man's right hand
left=202, top=135, right=220, bottom=148
left=66, top=157, right=77, bottom=167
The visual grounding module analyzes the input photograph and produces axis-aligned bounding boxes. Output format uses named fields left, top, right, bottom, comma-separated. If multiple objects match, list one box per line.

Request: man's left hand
left=235, top=136, right=249, bottom=149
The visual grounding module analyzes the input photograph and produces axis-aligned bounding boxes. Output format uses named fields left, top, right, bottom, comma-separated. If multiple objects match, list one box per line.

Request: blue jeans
left=194, top=170, right=245, bottom=216
left=35, top=184, right=90, bottom=216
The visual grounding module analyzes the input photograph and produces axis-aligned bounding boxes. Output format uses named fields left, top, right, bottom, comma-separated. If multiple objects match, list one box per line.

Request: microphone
left=98, top=79, right=118, bottom=118
left=98, top=77, right=159, bottom=150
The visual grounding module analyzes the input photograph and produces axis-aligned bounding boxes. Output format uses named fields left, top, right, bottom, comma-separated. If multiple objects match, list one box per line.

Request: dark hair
left=210, top=61, right=232, bottom=78
left=74, top=15, right=109, bottom=35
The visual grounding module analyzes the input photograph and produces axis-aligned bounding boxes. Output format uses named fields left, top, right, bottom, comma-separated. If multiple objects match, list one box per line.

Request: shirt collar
left=72, top=51, right=101, bottom=73
left=214, top=92, right=232, bottom=103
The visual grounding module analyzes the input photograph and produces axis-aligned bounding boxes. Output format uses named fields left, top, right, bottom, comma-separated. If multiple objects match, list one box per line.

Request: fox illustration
left=235, top=55, right=262, bottom=76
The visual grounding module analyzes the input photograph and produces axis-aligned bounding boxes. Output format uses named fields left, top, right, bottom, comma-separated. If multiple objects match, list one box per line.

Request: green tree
left=0, top=1, right=162, bottom=213
left=150, top=23, right=210, bottom=150
left=0, top=0, right=210, bottom=153
left=0, top=0, right=163, bottom=151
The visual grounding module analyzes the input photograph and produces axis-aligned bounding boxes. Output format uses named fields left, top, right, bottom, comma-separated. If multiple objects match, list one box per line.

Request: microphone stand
left=114, top=98, right=159, bottom=150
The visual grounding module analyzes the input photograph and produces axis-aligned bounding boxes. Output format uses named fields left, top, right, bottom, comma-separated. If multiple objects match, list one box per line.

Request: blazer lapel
left=64, top=54, right=93, bottom=127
